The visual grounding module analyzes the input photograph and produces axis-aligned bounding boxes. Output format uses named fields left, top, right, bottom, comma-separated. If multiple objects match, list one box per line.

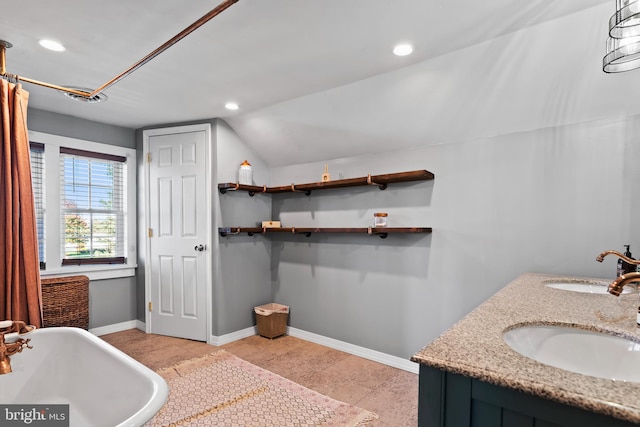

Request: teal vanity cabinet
left=418, top=365, right=637, bottom=427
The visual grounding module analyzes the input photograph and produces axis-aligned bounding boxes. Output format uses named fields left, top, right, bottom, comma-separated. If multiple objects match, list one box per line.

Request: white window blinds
left=30, top=142, right=45, bottom=270
left=59, top=147, right=127, bottom=265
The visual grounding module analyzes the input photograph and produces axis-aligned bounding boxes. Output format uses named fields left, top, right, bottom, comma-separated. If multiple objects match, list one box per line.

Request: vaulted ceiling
left=3, top=0, right=634, bottom=166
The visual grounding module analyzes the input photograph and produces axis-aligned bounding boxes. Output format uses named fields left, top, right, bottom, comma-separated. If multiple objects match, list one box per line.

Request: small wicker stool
left=41, top=275, right=89, bottom=330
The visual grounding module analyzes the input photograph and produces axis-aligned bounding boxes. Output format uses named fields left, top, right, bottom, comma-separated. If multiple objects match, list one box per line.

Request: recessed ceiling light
left=225, top=102, right=239, bottom=110
left=39, top=39, right=66, bottom=52
left=393, top=43, right=414, bottom=57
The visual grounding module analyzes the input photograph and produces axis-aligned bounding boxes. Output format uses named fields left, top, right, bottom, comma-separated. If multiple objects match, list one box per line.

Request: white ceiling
left=1, top=0, right=626, bottom=166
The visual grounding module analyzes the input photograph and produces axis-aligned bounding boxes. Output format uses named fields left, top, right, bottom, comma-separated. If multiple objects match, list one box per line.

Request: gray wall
left=214, top=120, right=272, bottom=336
left=28, top=108, right=138, bottom=329
left=89, top=277, right=137, bottom=329
left=269, top=115, right=640, bottom=359
left=28, top=108, right=135, bottom=149
left=131, top=114, right=640, bottom=358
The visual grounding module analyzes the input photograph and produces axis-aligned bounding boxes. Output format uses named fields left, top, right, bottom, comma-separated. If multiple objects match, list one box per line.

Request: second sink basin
left=503, top=325, right=640, bottom=382
left=544, top=281, right=632, bottom=294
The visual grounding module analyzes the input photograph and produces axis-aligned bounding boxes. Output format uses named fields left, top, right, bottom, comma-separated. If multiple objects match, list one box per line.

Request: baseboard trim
left=92, top=321, right=418, bottom=374
left=287, top=327, right=419, bottom=374
left=90, top=320, right=140, bottom=336
left=209, top=326, right=257, bottom=346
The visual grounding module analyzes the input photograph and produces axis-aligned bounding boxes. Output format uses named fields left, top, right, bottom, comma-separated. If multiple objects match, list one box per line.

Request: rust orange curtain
left=0, top=79, right=42, bottom=327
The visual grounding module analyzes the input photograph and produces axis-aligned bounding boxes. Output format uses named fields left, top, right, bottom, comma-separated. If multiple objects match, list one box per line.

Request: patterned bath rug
left=145, top=350, right=378, bottom=426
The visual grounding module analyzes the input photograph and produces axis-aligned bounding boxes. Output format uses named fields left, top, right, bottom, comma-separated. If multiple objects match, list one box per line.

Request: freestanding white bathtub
left=0, top=327, right=168, bottom=427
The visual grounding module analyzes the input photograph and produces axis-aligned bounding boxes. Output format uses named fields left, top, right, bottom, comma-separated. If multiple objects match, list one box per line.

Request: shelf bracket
left=219, top=227, right=240, bottom=237
left=291, top=183, right=311, bottom=196
left=219, top=183, right=240, bottom=195
left=368, top=226, right=388, bottom=239
left=366, top=174, right=387, bottom=190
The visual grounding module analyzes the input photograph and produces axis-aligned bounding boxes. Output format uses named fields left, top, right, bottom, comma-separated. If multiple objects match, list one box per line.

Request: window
left=60, top=148, right=126, bottom=265
left=28, top=131, right=136, bottom=279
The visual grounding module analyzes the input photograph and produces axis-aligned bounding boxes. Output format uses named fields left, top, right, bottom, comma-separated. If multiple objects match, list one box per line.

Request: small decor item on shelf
left=373, top=212, right=388, bottom=227
left=238, top=160, right=253, bottom=185
left=322, top=164, right=331, bottom=182
left=262, top=221, right=281, bottom=228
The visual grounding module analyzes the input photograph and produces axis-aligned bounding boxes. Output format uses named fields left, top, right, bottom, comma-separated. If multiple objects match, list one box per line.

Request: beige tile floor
left=101, top=329, right=418, bottom=426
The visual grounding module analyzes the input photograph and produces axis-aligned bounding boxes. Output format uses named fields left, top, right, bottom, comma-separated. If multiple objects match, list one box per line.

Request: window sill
left=40, top=264, right=137, bottom=281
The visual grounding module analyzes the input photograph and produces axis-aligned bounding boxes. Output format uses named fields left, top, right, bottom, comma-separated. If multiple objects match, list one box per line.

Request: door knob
left=194, top=244, right=205, bottom=252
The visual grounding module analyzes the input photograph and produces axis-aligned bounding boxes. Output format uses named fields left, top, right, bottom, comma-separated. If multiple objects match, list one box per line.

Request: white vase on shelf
left=238, top=160, right=253, bottom=185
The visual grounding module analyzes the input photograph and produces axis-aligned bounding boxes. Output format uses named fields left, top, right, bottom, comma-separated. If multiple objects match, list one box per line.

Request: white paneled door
left=145, top=125, right=210, bottom=341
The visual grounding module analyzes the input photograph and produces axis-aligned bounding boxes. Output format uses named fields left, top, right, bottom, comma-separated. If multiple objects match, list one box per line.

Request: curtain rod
left=0, top=0, right=239, bottom=99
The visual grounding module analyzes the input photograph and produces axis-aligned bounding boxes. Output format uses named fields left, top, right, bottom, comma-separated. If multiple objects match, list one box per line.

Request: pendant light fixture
left=604, top=0, right=640, bottom=72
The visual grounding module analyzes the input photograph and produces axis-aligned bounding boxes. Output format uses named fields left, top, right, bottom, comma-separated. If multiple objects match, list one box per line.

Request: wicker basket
left=254, top=303, right=289, bottom=339
left=41, top=275, right=89, bottom=330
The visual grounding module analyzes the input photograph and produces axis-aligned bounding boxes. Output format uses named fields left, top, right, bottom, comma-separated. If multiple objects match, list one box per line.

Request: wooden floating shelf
left=218, top=227, right=432, bottom=239
left=218, top=169, right=434, bottom=196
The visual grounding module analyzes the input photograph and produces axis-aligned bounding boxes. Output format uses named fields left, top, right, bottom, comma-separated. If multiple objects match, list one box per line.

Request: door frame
left=142, top=123, right=213, bottom=343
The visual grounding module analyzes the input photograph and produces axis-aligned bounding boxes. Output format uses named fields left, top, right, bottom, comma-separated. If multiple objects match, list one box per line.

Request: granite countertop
left=411, top=272, right=640, bottom=424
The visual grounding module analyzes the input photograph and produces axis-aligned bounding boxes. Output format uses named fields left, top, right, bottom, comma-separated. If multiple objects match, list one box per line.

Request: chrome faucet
left=0, top=320, right=34, bottom=375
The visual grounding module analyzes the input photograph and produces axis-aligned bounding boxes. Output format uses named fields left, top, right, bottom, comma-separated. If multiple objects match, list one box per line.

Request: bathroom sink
left=503, top=325, right=640, bottom=382
left=544, top=281, right=632, bottom=294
